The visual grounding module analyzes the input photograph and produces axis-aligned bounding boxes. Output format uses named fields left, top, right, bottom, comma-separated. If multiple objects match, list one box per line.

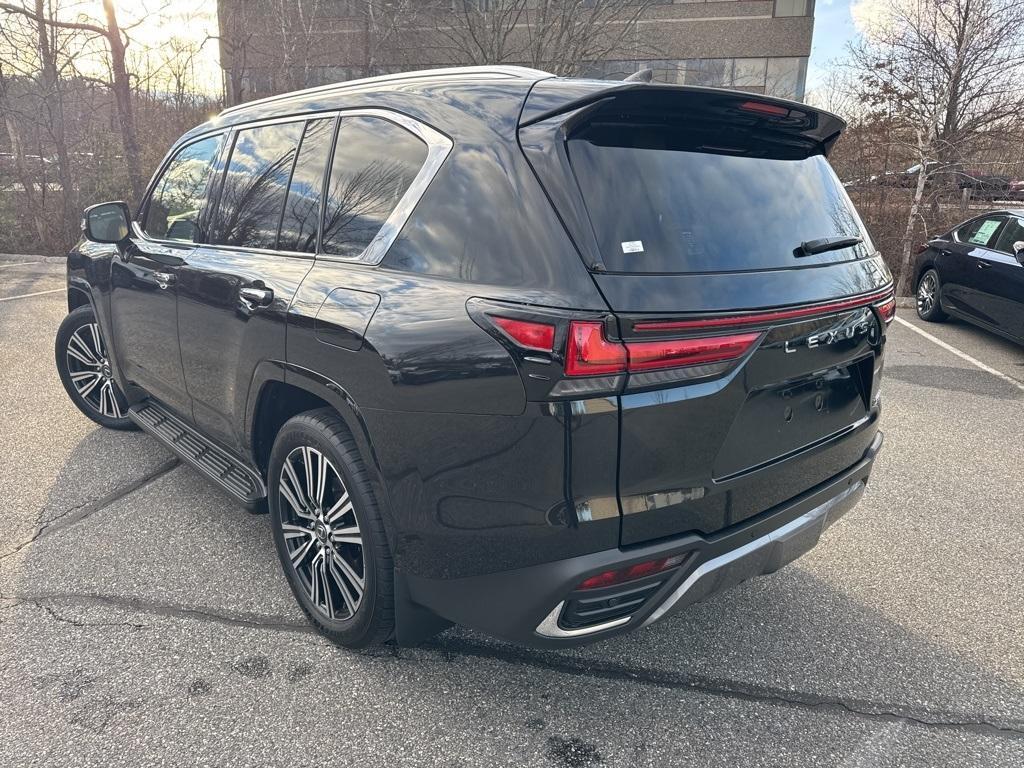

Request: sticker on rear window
left=621, top=240, right=644, bottom=254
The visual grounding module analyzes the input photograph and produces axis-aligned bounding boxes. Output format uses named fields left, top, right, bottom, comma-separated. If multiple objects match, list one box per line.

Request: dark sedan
left=915, top=211, right=1024, bottom=343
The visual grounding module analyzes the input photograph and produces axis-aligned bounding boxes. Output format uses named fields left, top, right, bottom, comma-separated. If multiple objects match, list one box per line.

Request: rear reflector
left=577, top=554, right=687, bottom=591
left=567, top=321, right=759, bottom=377
left=490, top=315, right=555, bottom=352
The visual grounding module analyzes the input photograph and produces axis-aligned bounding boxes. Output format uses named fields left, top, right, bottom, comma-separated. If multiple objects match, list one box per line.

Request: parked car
left=914, top=211, right=1024, bottom=343
left=956, top=171, right=1012, bottom=200
left=55, top=66, right=893, bottom=649
left=1007, top=179, right=1024, bottom=200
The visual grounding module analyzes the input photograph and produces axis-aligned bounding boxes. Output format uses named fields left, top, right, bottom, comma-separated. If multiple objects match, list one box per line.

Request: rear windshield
left=567, top=125, right=872, bottom=274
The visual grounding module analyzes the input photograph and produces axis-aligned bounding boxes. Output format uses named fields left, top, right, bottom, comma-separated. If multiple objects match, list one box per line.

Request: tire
left=55, top=305, right=135, bottom=430
left=268, top=408, right=394, bottom=648
left=916, top=268, right=948, bottom=322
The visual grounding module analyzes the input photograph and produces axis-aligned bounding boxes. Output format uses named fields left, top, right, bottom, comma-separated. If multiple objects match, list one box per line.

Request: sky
left=807, top=0, right=890, bottom=92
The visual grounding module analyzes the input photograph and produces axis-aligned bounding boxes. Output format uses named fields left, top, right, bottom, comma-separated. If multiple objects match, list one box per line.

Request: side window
left=322, top=116, right=428, bottom=259
left=957, top=216, right=1004, bottom=247
left=212, top=121, right=304, bottom=249
left=143, top=135, right=222, bottom=242
left=992, top=217, right=1024, bottom=254
left=278, top=118, right=335, bottom=253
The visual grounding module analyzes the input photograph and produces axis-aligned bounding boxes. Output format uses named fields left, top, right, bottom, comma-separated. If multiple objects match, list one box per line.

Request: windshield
left=568, top=128, right=873, bottom=274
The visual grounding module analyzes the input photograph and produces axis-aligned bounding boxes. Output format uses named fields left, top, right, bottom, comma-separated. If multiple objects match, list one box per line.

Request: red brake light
left=566, top=321, right=627, bottom=376
left=490, top=315, right=555, bottom=352
left=567, top=321, right=760, bottom=377
left=876, top=297, right=896, bottom=325
left=739, top=100, right=790, bottom=117
left=626, top=332, right=761, bottom=372
left=577, top=555, right=687, bottom=590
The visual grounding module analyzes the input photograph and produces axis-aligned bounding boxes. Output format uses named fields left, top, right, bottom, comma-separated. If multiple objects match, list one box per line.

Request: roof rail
left=219, top=65, right=553, bottom=117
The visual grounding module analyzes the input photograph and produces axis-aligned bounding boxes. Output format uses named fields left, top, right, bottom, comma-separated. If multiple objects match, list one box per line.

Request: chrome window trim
left=318, top=108, right=454, bottom=266
left=134, top=108, right=452, bottom=266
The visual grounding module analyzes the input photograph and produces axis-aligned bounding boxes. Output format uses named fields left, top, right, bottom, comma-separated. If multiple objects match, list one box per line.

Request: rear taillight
left=565, top=321, right=627, bottom=376
left=490, top=315, right=555, bottom=352
left=576, top=554, right=687, bottom=590
left=625, top=332, right=762, bottom=372
left=566, top=320, right=758, bottom=377
left=875, top=296, right=896, bottom=325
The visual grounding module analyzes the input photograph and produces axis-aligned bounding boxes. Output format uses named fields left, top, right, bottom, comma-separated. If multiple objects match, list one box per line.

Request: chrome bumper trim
left=535, top=600, right=632, bottom=638
left=642, top=481, right=864, bottom=626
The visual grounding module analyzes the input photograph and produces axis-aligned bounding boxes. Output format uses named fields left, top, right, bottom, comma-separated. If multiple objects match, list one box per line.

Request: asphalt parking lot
left=1, top=257, right=1022, bottom=767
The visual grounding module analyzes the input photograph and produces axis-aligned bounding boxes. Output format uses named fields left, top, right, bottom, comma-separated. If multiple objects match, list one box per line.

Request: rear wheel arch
left=915, top=258, right=937, bottom=288
left=248, top=373, right=398, bottom=550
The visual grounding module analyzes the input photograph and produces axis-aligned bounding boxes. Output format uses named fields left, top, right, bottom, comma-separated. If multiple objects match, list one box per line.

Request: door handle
left=154, top=271, right=176, bottom=289
left=239, top=286, right=274, bottom=307
left=977, top=260, right=993, bottom=269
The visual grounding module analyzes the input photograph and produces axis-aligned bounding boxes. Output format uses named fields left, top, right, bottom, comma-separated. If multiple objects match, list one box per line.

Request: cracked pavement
left=1, top=259, right=1022, bottom=766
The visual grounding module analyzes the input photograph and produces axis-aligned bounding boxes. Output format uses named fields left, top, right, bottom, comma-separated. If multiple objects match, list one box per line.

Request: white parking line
left=894, top=315, right=1024, bottom=392
left=0, top=288, right=66, bottom=303
left=0, top=261, right=41, bottom=270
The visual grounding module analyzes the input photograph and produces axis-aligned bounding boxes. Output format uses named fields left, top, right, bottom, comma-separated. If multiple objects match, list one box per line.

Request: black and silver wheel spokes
left=279, top=446, right=365, bottom=620
left=66, top=322, right=123, bottom=419
left=917, top=273, right=937, bottom=316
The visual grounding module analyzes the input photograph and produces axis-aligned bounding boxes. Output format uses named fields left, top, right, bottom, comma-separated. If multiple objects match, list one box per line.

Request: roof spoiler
left=520, top=80, right=846, bottom=156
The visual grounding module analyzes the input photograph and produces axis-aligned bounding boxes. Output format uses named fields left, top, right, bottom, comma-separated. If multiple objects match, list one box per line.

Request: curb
left=0, top=254, right=64, bottom=264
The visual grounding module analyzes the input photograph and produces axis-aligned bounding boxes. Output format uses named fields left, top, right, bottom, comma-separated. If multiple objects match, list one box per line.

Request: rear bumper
left=402, top=431, right=882, bottom=648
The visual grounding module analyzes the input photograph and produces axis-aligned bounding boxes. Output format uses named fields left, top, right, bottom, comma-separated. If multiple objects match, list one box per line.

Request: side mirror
left=82, top=201, right=131, bottom=244
left=1014, top=241, right=1024, bottom=265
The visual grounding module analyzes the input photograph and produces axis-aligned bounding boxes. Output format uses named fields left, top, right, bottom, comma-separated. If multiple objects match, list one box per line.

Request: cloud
left=851, top=0, right=897, bottom=35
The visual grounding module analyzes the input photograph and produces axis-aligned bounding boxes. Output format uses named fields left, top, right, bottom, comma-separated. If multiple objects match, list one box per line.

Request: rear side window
left=957, top=216, right=1004, bottom=247
left=567, top=123, right=872, bottom=274
left=213, top=121, right=304, bottom=249
left=278, top=118, right=335, bottom=253
left=991, top=217, right=1024, bottom=253
left=322, top=116, right=427, bottom=259
left=143, top=135, right=222, bottom=242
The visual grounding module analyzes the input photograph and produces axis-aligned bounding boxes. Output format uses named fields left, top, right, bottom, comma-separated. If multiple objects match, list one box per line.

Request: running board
left=129, top=401, right=266, bottom=503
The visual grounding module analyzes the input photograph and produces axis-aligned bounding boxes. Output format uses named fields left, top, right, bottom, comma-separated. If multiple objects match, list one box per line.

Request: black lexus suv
left=56, top=66, right=893, bottom=648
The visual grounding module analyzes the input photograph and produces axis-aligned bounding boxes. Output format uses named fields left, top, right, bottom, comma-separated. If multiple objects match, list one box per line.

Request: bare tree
left=426, top=0, right=656, bottom=75
left=360, top=0, right=417, bottom=77
left=849, top=0, right=1024, bottom=295
left=523, top=0, right=655, bottom=75
left=0, top=0, right=147, bottom=201
left=274, top=0, right=322, bottom=92
left=216, top=0, right=255, bottom=106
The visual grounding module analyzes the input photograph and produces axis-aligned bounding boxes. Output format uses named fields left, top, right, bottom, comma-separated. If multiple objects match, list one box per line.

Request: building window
left=774, top=0, right=812, bottom=17
left=765, top=57, right=807, bottom=100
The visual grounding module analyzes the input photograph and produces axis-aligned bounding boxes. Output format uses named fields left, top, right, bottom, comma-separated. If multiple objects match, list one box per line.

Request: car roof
left=176, top=65, right=843, bottom=149
left=177, top=66, right=552, bottom=144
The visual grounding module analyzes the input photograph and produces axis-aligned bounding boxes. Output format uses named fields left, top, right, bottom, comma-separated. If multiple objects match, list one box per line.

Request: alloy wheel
left=278, top=446, right=365, bottom=620
left=917, top=272, right=937, bottom=316
left=65, top=322, right=124, bottom=419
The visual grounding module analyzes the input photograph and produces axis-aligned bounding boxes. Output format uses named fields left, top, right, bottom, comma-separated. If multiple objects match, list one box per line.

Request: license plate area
left=712, top=359, right=871, bottom=481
